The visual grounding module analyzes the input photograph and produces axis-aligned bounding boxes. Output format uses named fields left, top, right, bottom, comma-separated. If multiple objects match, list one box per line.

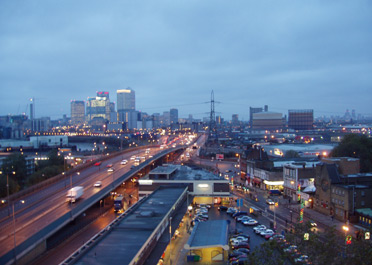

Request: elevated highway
left=0, top=145, right=186, bottom=265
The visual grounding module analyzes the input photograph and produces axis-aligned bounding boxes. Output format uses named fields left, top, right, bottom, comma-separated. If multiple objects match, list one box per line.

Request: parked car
left=231, top=258, right=248, bottom=265
left=243, top=219, right=258, bottom=226
left=266, top=199, right=275, bottom=205
left=229, top=254, right=248, bottom=262
left=270, top=234, right=286, bottom=242
left=227, top=207, right=238, bottom=215
left=198, top=204, right=211, bottom=209
left=253, top=225, right=266, bottom=232
left=237, top=215, right=251, bottom=222
left=196, top=207, right=208, bottom=212
left=218, top=206, right=228, bottom=211
left=120, top=160, right=128, bottom=165
left=260, top=229, right=275, bottom=237
left=230, top=236, right=249, bottom=245
left=254, top=227, right=267, bottom=234
left=294, top=255, right=310, bottom=263
left=232, top=211, right=248, bottom=218
left=229, top=250, right=248, bottom=259
left=195, top=213, right=208, bottom=220
left=232, top=242, right=250, bottom=250
left=283, top=245, right=298, bottom=253
left=93, top=181, right=102, bottom=187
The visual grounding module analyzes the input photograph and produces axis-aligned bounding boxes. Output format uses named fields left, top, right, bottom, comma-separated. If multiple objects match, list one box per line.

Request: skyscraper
left=117, top=88, right=135, bottom=111
left=117, top=88, right=136, bottom=129
left=86, top=93, right=111, bottom=123
left=232, top=114, right=239, bottom=125
left=71, top=100, right=85, bottom=125
left=170, top=108, right=178, bottom=124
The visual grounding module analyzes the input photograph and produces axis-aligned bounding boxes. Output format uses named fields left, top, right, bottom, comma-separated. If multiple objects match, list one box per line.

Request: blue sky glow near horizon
left=1, top=1, right=372, bottom=121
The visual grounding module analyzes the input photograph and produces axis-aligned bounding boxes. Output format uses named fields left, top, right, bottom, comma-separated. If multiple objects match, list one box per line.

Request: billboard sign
left=216, top=154, right=224, bottom=160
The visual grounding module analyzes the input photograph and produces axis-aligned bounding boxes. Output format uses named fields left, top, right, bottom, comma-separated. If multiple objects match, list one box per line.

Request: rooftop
left=75, top=186, right=187, bottom=265
left=148, top=164, right=225, bottom=181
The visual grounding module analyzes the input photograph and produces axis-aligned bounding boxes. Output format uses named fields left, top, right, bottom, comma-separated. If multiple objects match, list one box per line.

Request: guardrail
left=0, top=145, right=185, bottom=265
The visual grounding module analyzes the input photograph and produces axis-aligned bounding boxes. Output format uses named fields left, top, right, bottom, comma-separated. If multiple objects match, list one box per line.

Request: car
left=229, top=254, right=248, bottom=262
left=230, top=239, right=248, bottom=247
left=283, top=245, right=298, bottom=253
left=294, top=255, right=310, bottom=263
left=270, top=234, right=286, bottom=242
left=120, top=160, right=128, bottom=165
left=107, top=167, right=115, bottom=172
left=232, top=211, right=248, bottom=218
left=93, top=181, right=102, bottom=187
left=230, top=258, right=248, bottom=265
left=227, top=207, right=238, bottom=215
left=195, top=209, right=208, bottom=214
left=106, top=164, right=113, bottom=168
left=309, top=220, right=317, bottom=227
left=279, top=241, right=291, bottom=249
left=130, top=156, right=136, bottom=160
left=266, top=199, right=275, bottom=205
left=195, top=213, right=208, bottom=220
left=94, top=161, right=102, bottom=166
left=260, top=229, right=275, bottom=237
left=218, top=206, right=228, bottom=211
left=243, top=219, right=258, bottom=226
left=237, top=215, right=251, bottom=222
left=197, top=204, right=211, bottom=209
left=253, top=225, right=267, bottom=233
left=232, top=242, right=250, bottom=250
left=229, top=250, right=248, bottom=259
left=230, top=236, right=249, bottom=244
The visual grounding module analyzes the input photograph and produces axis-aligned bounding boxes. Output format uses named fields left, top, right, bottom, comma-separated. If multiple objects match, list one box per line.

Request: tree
left=284, top=150, right=300, bottom=158
left=1, top=153, right=27, bottom=190
left=330, top=134, right=372, bottom=172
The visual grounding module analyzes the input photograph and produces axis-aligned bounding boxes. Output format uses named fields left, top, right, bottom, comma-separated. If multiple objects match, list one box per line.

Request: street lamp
left=169, top=216, right=172, bottom=265
left=235, top=153, right=241, bottom=179
left=11, top=199, right=25, bottom=264
left=0, top=170, right=16, bottom=216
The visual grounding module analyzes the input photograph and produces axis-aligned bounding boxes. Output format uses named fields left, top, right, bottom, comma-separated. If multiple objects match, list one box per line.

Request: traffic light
left=346, top=235, right=352, bottom=245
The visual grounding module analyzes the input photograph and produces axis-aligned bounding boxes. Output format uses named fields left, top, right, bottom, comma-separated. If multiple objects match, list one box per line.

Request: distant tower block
left=30, top=98, right=34, bottom=120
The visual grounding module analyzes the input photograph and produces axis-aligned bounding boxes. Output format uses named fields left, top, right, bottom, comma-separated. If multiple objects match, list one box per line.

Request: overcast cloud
left=1, top=0, right=372, bottom=120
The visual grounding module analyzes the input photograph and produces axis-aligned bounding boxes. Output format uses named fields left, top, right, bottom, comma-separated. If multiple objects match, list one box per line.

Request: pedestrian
left=331, top=215, right=334, bottom=221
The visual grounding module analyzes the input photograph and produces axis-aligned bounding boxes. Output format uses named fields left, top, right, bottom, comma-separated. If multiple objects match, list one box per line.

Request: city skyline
left=1, top=1, right=372, bottom=120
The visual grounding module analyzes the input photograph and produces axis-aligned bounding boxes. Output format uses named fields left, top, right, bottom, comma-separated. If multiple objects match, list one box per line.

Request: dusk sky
left=1, top=1, right=372, bottom=121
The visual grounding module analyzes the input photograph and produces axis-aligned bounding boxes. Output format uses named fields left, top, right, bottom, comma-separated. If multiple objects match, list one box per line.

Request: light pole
left=12, top=200, right=25, bottom=264
left=169, top=216, right=172, bottom=265
left=343, top=225, right=349, bottom=255
left=0, top=170, right=15, bottom=216
left=236, top=153, right=241, bottom=180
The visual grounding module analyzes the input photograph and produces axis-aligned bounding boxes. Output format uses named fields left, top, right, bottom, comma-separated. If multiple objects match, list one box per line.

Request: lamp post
left=236, top=153, right=241, bottom=180
left=0, top=170, right=15, bottom=216
left=169, top=216, right=172, bottom=265
left=343, top=225, right=349, bottom=255
left=12, top=200, right=25, bottom=264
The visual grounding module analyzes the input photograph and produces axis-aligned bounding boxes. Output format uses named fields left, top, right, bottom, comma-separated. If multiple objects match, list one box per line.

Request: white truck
left=66, top=186, right=84, bottom=203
